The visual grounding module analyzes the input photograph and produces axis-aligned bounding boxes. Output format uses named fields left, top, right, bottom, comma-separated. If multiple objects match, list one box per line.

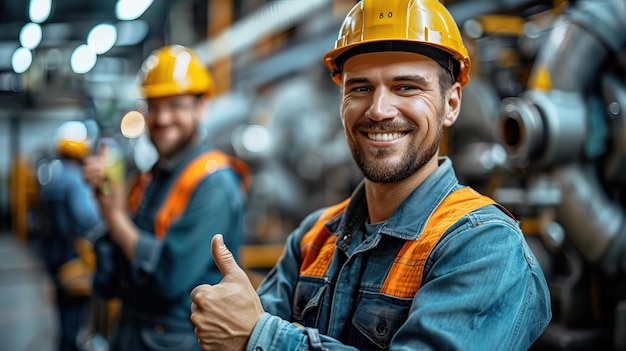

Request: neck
left=159, top=133, right=200, bottom=169
left=364, top=157, right=439, bottom=223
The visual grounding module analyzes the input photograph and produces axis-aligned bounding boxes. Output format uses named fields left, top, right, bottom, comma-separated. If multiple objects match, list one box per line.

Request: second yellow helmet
left=55, top=121, right=92, bottom=159
left=139, top=45, right=214, bottom=99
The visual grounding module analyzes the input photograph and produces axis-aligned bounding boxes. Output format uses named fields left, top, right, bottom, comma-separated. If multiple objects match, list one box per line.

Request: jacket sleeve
left=248, top=313, right=360, bottom=351
left=392, top=210, right=552, bottom=350
left=65, top=170, right=102, bottom=235
left=92, top=235, right=125, bottom=299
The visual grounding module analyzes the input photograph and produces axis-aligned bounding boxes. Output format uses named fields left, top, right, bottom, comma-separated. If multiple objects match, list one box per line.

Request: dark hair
left=437, top=64, right=454, bottom=96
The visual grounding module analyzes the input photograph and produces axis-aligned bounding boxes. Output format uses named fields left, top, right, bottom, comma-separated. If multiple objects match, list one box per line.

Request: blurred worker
left=189, top=0, right=551, bottom=350
left=38, top=121, right=102, bottom=351
left=83, top=45, right=250, bottom=351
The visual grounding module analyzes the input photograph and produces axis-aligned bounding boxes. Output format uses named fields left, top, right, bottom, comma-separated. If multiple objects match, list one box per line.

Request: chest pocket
left=292, top=277, right=327, bottom=327
left=351, top=291, right=412, bottom=350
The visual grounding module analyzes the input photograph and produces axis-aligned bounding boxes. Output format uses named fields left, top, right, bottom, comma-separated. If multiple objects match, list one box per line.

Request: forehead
left=147, top=94, right=196, bottom=105
left=342, top=51, right=439, bottom=79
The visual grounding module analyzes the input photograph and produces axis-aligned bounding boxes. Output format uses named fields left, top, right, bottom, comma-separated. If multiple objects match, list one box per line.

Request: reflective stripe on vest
left=299, top=187, right=501, bottom=298
left=128, top=150, right=250, bottom=240
left=300, top=198, right=350, bottom=277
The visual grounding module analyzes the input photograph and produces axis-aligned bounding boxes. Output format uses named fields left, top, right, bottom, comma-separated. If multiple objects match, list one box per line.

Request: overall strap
left=128, top=171, right=152, bottom=213
left=380, top=187, right=497, bottom=298
left=298, top=188, right=503, bottom=290
left=299, top=199, right=350, bottom=277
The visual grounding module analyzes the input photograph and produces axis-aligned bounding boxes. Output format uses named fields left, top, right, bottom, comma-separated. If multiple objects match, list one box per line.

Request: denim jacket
left=250, top=157, right=551, bottom=351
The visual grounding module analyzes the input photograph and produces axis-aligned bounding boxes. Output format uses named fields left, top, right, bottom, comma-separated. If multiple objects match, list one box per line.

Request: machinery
left=449, top=0, right=626, bottom=349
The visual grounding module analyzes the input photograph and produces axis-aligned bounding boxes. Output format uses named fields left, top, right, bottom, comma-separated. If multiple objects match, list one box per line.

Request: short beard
left=351, top=120, right=443, bottom=184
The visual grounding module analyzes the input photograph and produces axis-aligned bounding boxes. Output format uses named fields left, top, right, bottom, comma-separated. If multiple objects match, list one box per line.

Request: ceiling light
left=71, top=44, right=97, bottom=74
left=12, top=47, right=33, bottom=74
left=29, top=0, right=51, bottom=23
left=19, top=23, right=42, bottom=50
left=116, top=0, right=154, bottom=21
left=87, top=24, right=117, bottom=54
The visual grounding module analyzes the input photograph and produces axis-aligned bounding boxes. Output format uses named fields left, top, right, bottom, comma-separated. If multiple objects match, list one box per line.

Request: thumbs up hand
left=83, top=142, right=109, bottom=194
left=83, top=142, right=126, bottom=223
left=190, top=234, right=264, bottom=351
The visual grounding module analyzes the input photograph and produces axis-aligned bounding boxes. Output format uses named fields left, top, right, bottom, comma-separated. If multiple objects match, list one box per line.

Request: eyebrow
left=344, top=77, right=370, bottom=86
left=393, top=75, right=431, bottom=84
left=344, top=75, right=432, bottom=87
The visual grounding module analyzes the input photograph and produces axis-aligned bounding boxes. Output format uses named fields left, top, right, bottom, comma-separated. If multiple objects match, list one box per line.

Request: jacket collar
left=327, top=156, right=460, bottom=241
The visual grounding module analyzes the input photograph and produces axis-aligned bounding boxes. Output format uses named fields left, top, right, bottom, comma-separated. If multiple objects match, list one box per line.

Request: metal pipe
left=496, top=0, right=626, bottom=169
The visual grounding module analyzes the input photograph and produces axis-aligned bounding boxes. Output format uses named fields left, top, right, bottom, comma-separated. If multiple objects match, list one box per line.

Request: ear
left=443, top=82, right=462, bottom=127
left=197, top=96, right=209, bottom=111
left=195, top=97, right=209, bottom=121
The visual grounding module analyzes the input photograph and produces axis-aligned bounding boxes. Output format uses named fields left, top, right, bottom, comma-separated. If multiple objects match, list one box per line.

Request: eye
left=352, top=86, right=371, bottom=93
left=170, top=99, right=191, bottom=110
left=397, top=84, right=420, bottom=92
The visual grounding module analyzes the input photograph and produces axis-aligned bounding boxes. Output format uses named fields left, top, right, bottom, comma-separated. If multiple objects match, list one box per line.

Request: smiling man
left=190, top=1, right=552, bottom=350
left=83, top=45, right=249, bottom=351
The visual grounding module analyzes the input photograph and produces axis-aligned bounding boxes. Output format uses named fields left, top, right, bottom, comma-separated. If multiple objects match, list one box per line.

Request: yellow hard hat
left=55, top=121, right=91, bottom=159
left=58, top=140, right=91, bottom=159
left=139, top=45, right=214, bottom=99
left=323, top=0, right=471, bottom=87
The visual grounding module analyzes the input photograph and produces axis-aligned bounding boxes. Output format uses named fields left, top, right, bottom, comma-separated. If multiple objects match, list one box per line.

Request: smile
left=367, top=132, right=405, bottom=141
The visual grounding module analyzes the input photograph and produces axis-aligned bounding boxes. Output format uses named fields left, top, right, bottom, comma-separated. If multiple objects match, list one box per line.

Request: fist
left=190, top=234, right=264, bottom=351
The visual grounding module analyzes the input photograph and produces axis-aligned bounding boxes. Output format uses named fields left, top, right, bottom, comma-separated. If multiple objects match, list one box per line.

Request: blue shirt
left=250, top=157, right=551, bottom=350
left=39, top=158, right=102, bottom=270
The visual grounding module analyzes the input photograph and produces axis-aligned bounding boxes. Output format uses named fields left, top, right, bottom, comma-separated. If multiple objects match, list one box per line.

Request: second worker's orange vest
left=128, top=150, right=250, bottom=240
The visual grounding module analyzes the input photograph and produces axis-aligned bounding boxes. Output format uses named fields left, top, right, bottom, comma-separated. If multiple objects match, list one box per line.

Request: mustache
left=352, top=120, right=417, bottom=132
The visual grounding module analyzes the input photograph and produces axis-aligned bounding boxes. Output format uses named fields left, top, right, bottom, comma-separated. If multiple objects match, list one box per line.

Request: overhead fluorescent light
left=116, top=0, right=154, bottom=21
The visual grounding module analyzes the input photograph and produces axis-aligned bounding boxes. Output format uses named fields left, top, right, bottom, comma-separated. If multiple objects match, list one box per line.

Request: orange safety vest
left=299, top=187, right=509, bottom=298
left=128, top=150, right=250, bottom=240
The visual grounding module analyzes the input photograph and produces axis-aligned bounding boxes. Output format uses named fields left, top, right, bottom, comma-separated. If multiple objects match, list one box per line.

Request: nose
left=148, top=105, right=172, bottom=126
left=366, top=88, right=398, bottom=121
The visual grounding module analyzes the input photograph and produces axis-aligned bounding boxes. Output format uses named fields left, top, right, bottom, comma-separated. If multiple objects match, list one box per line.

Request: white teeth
left=367, top=132, right=403, bottom=141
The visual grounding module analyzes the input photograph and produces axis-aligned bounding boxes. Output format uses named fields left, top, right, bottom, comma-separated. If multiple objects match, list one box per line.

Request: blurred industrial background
left=1, top=0, right=625, bottom=350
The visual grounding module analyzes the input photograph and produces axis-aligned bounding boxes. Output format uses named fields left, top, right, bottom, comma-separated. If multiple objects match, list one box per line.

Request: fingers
left=190, top=284, right=210, bottom=301
left=190, top=286, right=211, bottom=337
left=190, top=303, right=202, bottom=327
left=83, top=153, right=108, bottom=190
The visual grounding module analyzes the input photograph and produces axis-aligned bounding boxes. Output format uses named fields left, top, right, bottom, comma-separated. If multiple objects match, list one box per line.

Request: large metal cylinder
left=499, top=90, right=586, bottom=169
left=496, top=0, right=626, bottom=169
left=553, top=165, right=624, bottom=263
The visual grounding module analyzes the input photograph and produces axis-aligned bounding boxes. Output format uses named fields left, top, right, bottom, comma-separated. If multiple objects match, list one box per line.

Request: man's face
left=146, top=94, right=205, bottom=158
left=340, top=51, right=460, bottom=183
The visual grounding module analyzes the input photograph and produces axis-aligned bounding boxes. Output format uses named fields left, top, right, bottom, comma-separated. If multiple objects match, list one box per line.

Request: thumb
left=211, top=234, right=243, bottom=279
